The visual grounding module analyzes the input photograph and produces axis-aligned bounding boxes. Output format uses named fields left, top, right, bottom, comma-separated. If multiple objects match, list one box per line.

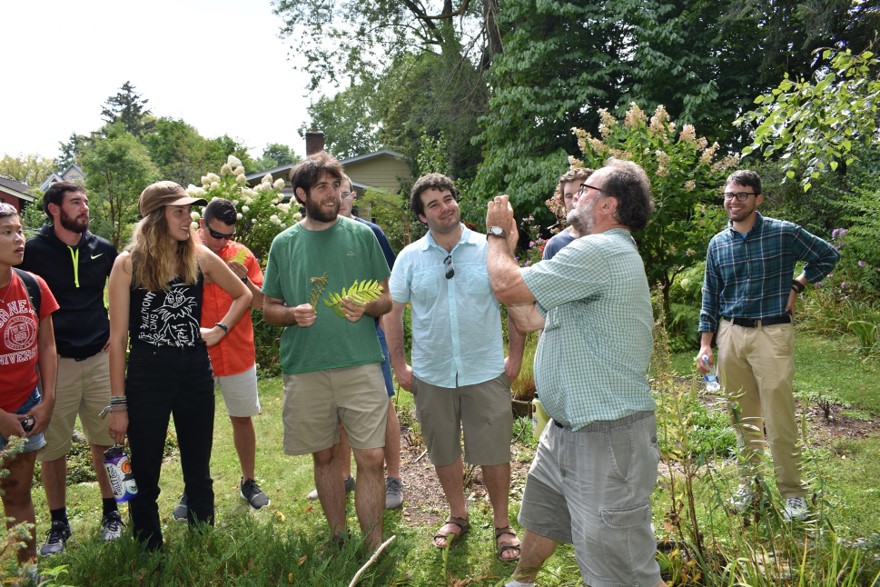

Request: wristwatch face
left=489, top=226, right=506, bottom=237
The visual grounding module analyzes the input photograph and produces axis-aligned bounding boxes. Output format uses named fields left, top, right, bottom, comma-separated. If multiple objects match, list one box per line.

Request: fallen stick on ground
left=348, top=535, right=396, bottom=587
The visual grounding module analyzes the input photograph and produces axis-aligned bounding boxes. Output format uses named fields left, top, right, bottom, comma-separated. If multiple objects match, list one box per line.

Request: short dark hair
left=203, top=198, right=238, bottom=225
left=726, top=170, right=762, bottom=194
left=289, top=151, right=344, bottom=204
left=601, top=159, right=654, bottom=233
left=43, top=181, right=86, bottom=220
left=409, top=173, right=458, bottom=218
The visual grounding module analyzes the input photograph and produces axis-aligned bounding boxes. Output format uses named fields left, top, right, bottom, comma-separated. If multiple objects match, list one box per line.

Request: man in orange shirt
left=173, top=198, right=270, bottom=517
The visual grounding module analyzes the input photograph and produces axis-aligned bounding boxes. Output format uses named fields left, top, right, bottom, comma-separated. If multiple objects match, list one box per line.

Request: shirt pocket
left=411, top=268, right=441, bottom=306
left=463, top=265, right=492, bottom=296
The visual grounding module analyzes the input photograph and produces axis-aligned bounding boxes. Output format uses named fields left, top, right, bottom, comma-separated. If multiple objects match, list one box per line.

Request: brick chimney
left=305, top=131, right=325, bottom=156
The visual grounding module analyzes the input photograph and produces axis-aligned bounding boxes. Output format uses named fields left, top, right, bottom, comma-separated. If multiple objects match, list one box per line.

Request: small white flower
left=233, top=166, right=245, bottom=176
left=270, top=214, right=280, bottom=225
left=190, top=221, right=199, bottom=231
left=190, top=211, right=201, bottom=221
left=206, top=173, right=220, bottom=183
left=210, top=181, right=219, bottom=190
left=237, top=213, right=243, bottom=220
left=261, top=173, right=273, bottom=184
left=273, top=178, right=285, bottom=190
left=276, top=203, right=290, bottom=214
left=236, top=174, right=247, bottom=185
left=251, top=218, right=257, bottom=224
left=241, top=205, right=250, bottom=213
left=227, top=155, right=243, bottom=168
left=220, top=164, right=231, bottom=176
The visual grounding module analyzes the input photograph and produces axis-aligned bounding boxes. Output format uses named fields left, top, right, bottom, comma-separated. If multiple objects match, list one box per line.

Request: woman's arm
left=27, top=313, right=57, bottom=436
left=107, top=254, right=132, bottom=444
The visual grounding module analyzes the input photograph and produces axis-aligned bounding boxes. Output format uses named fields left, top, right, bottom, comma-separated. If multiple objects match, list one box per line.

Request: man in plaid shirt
left=697, top=169, right=839, bottom=521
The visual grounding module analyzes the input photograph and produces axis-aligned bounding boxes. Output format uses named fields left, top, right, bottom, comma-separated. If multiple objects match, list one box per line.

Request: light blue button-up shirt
left=390, top=226, right=505, bottom=388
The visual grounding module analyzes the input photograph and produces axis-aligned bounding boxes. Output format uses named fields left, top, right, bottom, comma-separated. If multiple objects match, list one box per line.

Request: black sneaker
left=240, top=478, right=270, bottom=510
left=39, top=520, right=71, bottom=556
left=172, top=493, right=188, bottom=522
left=101, top=510, right=125, bottom=541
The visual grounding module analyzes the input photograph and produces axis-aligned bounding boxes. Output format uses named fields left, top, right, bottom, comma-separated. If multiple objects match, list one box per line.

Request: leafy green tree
left=0, top=154, right=55, bottom=187
left=572, top=103, right=738, bottom=318
left=255, top=143, right=300, bottom=171
left=738, top=48, right=880, bottom=192
left=301, top=79, right=382, bottom=160
left=101, top=81, right=154, bottom=137
left=80, top=123, right=160, bottom=248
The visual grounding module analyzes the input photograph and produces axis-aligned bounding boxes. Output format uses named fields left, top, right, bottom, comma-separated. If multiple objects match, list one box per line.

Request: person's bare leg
left=433, top=456, right=467, bottom=547
left=483, top=462, right=520, bottom=560
left=1, top=452, right=38, bottom=563
left=337, top=425, right=352, bottom=480
left=506, top=529, right=558, bottom=584
left=229, top=416, right=256, bottom=480
left=89, top=444, right=115, bottom=499
left=352, top=447, right=385, bottom=549
left=384, top=402, right=401, bottom=478
left=40, top=456, right=68, bottom=510
left=313, top=447, right=346, bottom=537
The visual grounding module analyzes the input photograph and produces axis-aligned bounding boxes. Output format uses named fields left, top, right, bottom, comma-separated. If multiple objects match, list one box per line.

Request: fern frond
left=309, top=273, right=328, bottom=310
left=322, top=279, right=384, bottom=318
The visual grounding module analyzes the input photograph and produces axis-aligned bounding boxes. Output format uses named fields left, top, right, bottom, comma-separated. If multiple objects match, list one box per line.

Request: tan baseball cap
left=139, top=181, right=208, bottom=216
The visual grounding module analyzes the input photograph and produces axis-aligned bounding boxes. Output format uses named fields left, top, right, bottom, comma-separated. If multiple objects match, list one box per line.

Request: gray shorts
left=215, top=364, right=260, bottom=417
left=519, top=411, right=662, bottom=587
left=411, top=373, right=512, bottom=467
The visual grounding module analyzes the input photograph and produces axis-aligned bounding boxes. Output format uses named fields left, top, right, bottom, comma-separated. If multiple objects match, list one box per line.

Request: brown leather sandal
left=495, top=526, right=521, bottom=562
left=433, top=515, right=470, bottom=549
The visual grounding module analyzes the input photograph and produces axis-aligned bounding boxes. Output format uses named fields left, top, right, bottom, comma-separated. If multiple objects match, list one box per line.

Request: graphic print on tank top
left=136, top=282, right=200, bottom=348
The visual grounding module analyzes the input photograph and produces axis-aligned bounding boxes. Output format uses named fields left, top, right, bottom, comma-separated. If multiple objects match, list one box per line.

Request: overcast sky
left=1, top=0, right=314, bottom=162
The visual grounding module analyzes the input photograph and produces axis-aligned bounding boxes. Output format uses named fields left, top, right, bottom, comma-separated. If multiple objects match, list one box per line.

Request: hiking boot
left=385, top=476, right=404, bottom=510
left=306, top=475, right=355, bottom=500
left=39, top=520, right=71, bottom=556
left=101, top=510, right=125, bottom=541
left=728, top=483, right=755, bottom=513
left=783, top=497, right=809, bottom=521
left=172, top=493, right=188, bottom=522
left=241, top=478, right=271, bottom=510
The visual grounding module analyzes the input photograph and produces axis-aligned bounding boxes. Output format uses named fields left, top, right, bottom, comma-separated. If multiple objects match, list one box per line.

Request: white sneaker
left=728, top=483, right=754, bottom=513
left=783, top=497, right=809, bottom=521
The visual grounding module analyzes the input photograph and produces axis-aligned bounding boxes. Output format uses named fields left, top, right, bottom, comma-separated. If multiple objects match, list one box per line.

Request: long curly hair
left=128, top=206, right=199, bottom=292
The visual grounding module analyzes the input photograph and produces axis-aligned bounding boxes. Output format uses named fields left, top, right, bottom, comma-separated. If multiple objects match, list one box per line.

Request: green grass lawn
left=3, top=329, right=878, bottom=585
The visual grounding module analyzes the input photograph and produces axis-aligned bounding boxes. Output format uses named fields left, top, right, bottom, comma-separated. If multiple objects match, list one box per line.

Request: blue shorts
left=0, top=388, right=47, bottom=453
left=376, top=325, right=395, bottom=397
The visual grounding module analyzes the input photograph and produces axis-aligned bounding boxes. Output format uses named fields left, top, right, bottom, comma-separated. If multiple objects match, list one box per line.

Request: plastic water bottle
left=702, top=355, right=721, bottom=392
left=104, top=446, right=138, bottom=502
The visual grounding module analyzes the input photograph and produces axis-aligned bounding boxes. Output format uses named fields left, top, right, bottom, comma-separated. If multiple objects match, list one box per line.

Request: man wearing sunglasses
left=385, top=173, right=525, bottom=562
left=697, top=170, right=839, bottom=522
left=170, top=198, right=271, bottom=518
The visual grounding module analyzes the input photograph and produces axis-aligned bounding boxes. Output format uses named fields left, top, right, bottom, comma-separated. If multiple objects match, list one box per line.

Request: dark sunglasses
left=208, top=226, right=236, bottom=240
left=443, top=254, right=454, bottom=279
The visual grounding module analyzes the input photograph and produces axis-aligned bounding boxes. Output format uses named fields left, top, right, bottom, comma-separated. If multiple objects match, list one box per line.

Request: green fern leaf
left=322, top=279, right=384, bottom=318
left=309, top=273, right=328, bottom=310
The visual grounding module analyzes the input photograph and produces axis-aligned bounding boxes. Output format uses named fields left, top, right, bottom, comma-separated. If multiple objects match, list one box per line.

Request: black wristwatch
left=487, top=226, right=508, bottom=239
left=241, top=275, right=249, bottom=284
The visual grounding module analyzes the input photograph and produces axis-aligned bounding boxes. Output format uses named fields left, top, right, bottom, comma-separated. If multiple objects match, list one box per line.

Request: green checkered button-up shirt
left=521, top=229, right=655, bottom=430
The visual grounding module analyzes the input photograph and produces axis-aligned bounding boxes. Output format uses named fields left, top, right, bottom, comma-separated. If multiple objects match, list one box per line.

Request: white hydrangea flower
left=206, top=173, right=220, bottom=183
left=273, top=178, right=285, bottom=190
left=251, top=218, right=257, bottom=224
left=220, top=164, right=231, bottom=176
left=236, top=174, right=247, bottom=185
left=276, top=203, right=290, bottom=214
left=241, top=205, right=250, bottom=213
left=237, top=213, right=243, bottom=220
left=227, top=155, right=243, bottom=168
left=210, top=181, right=220, bottom=190
left=201, top=175, right=210, bottom=186
left=190, top=221, right=199, bottom=230
left=190, top=211, right=201, bottom=221
left=186, top=185, right=207, bottom=198
left=261, top=173, right=273, bottom=184
left=270, top=214, right=281, bottom=225
left=233, top=165, right=245, bottom=176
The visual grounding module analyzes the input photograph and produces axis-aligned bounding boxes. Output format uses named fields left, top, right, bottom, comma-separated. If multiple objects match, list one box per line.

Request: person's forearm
left=384, top=307, right=408, bottom=372
left=263, top=298, right=297, bottom=326
left=248, top=281, right=264, bottom=310
left=364, top=291, right=391, bottom=318
left=507, top=313, right=527, bottom=362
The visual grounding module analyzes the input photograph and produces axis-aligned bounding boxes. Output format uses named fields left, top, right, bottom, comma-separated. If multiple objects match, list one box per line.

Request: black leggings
left=125, top=344, right=215, bottom=550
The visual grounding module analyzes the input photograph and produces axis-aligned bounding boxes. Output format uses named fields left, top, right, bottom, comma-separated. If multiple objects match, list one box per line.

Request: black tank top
left=129, top=275, right=204, bottom=349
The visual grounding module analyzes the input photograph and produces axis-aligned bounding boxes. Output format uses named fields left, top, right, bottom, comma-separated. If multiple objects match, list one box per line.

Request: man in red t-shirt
left=171, top=198, right=270, bottom=519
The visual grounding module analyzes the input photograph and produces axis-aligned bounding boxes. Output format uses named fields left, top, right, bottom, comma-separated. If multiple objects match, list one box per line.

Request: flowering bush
left=186, top=155, right=301, bottom=264
left=570, top=103, right=737, bottom=322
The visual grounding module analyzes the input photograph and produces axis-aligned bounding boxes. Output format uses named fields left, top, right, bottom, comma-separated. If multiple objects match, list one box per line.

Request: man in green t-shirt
left=262, top=151, right=391, bottom=550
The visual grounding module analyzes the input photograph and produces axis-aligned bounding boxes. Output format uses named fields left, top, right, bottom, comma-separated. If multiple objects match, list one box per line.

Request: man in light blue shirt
left=385, top=173, right=525, bottom=561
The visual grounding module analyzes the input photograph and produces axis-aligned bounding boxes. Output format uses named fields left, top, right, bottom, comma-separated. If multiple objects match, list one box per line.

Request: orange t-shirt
left=1, top=271, right=60, bottom=411
left=199, top=239, right=263, bottom=377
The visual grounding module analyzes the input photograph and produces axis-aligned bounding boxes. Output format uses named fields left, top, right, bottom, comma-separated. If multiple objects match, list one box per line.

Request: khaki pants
left=717, top=319, right=805, bottom=498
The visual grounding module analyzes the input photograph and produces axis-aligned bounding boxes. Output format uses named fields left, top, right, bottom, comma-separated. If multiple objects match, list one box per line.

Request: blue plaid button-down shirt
left=699, top=213, right=839, bottom=333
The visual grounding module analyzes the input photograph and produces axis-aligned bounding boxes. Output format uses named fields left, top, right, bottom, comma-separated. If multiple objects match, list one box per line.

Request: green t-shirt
left=262, top=216, right=391, bottom=375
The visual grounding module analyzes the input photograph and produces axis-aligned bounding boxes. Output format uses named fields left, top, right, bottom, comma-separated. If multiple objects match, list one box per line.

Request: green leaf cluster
left=323, top=279, right=384, bottom=318
left=308, top=273, right=328, bottom=310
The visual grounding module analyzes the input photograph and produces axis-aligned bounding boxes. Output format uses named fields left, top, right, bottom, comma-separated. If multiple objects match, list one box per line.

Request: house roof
left=244, top=150, right=408, bottom=183
left=0, top=177, right=37, bottom=202
left=38, top=163, right=85, bottom=192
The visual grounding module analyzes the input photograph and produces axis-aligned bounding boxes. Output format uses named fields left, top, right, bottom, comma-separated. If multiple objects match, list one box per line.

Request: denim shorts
left=0, top=388, right=47, bottom=453
left=518, top=411, right=661, bottom=587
